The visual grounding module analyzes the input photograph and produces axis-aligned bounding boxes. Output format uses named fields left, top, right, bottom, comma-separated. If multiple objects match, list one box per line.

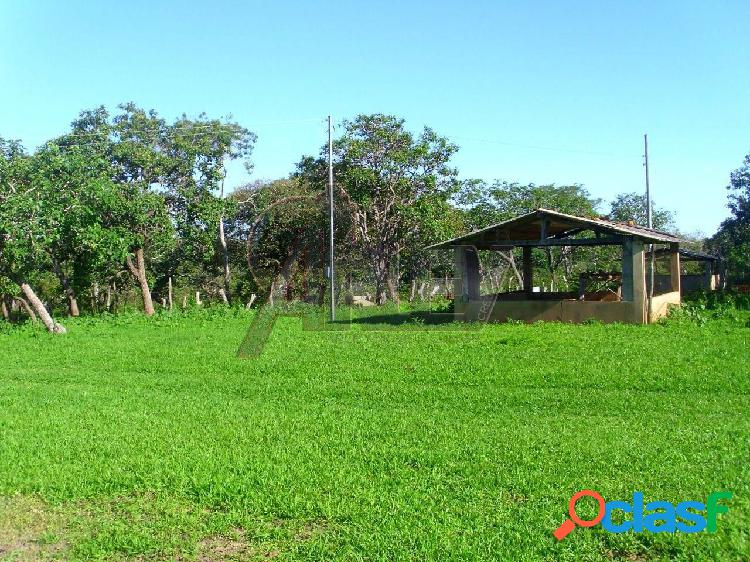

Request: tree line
left=1, top=106, right=746, bottom=332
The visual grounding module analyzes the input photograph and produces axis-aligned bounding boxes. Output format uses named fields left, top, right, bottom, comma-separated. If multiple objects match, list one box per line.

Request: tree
left=455, top=181, right=602, bottom=290
left=298, top=114, right=459, bottom=304
left=709, top=152, right=750, bottom=281
left=227, top=178, right=325, bottom=304
left=0, top=138, right=66, bottom=332
left=608, top=192, right=675, bottom=231
left=162, top=114, right=255, bottom=303
left=68, top=104, right=255, bottom=314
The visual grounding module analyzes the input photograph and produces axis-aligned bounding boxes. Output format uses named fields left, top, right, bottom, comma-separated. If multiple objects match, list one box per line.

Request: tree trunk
left=51, top=257, right=79, bottom=317
left=279, top=238, right=301, bottom=302
left=126, top=248, right=154, bottom=316
left=1, top=295, right=12, bottom=321
left=219, top=288, right=229, bottom=304
left=106, top=281, right=116, bottom=312
left=545, top=247, right=557, bottom=290
left=218, top=217, right=231, bottom=302
left=387, top=274, right=399, bottom=305
left=91, top=282, right=100, bottom=313
left=218, top=174, right=231, bottom=303
left=498, top=251, right=524, bottom=288
left=373, top=255, right=389, bottom=305
left=408, top=279, right=417, bottom=302
left=20, top=283, right=65, bottom=333
left=317, top=282, right=326, bottom=305
left=300, top=247, right=310, bottom=301
left=167, top=277, right=173, bottom=310
left=15, top=297, right=36, bottom=321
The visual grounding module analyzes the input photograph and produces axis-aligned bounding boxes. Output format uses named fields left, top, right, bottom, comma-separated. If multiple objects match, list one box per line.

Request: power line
left=450, top=135, right=640, bottom=159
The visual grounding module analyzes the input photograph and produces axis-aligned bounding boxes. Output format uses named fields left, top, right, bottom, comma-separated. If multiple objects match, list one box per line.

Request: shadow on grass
left=334, top=310, right=457, bottom=326
left=237, top=305, right=476, bottom=358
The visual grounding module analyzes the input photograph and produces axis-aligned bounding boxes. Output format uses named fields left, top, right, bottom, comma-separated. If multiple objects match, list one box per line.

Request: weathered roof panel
left=426, top=208, right=683, bottom=249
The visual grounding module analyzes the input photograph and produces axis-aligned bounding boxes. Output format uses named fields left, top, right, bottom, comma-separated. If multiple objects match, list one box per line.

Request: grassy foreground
left=0, top=308, right=749, bottom=561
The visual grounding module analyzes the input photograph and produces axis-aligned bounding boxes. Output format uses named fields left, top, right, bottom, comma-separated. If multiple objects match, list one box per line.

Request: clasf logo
left=554, top=489, right=732, bottom=541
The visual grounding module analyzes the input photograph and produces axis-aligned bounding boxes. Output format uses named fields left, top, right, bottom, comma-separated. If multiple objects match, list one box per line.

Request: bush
left=666, top=289, right=750, bottom=326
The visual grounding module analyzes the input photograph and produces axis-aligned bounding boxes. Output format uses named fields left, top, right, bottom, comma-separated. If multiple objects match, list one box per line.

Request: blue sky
left=1, top=0, right=748, bottom=234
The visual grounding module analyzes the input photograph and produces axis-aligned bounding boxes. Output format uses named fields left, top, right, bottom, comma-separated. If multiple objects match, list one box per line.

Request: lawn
left=0, top=308, right=748, bottom=561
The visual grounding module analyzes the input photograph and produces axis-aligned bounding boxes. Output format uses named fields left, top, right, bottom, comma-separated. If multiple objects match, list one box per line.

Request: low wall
left=648, top=291, right=681, bottom=322
left=681, top=274, right=719, bottom=293
left=458, top=299, right=644, bottom=324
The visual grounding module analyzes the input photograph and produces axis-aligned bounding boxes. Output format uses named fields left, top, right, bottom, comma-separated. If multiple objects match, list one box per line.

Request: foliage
left=0, top=104, right=256, bottom=320
left=297, top=114, right=460, bottom=303
left=708, top=151, right=750, bottom=281
left=608, top=192, right=675, bottom=231
left=456, top=180, right=601, bottom=229
left=227, top=178, right=326, bottom=303
left=455, top=181, right=606, bottom=291
left=664, top=289, right=750, bottom=326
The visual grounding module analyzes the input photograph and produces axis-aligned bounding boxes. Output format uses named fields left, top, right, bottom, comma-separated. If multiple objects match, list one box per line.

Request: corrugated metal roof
left=426, top=208, right=683, bottom=249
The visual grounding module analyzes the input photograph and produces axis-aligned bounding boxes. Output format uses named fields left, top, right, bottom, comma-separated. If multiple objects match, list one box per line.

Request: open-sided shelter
left=428, top=208, right=685, bottom=324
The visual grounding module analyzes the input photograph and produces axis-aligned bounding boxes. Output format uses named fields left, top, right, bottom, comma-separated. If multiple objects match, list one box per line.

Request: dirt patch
left=604, top=549, right=650, bottom=561
left=0, top=496, right=67, bottom=561
left=194, top=518, right=331, bottom=561
left=294, top=519, right=329, bottom=542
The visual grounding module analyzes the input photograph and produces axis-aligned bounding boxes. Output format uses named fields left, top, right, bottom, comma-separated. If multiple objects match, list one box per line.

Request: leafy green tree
left=457, top=181, right=601, bottom=228
left=68, top=104, right=255, bottom=314
left=298, top=114, right=459, bottom=304
left=26, top=141, right=130, bottom=317
left=0, top=139, right=66, bottom=332
left=608, top=192, right=675, bottom=231
left=398, top=195, right=464, bottom=300
left=162, top=114, right=255, bottom=302
left=456, top=181, right=602, bottom=290
left=227, top=178, right=325, bottom=304
left=709, top=152, right=750, bottom=281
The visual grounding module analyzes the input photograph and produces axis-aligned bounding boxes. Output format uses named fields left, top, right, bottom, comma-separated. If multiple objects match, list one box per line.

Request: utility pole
left=644, top=133, right=654, bottom=323
left=644, top=134, right=652, bottom=229
left=328, top=115, right=336, bottom=321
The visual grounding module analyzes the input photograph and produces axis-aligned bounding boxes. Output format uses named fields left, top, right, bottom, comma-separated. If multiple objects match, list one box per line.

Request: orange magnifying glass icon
left=553, top=490, right=606, bottom=541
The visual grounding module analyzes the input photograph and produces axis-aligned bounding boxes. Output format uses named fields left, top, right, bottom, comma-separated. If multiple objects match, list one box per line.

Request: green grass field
left=1, top=308, right=749, bottom=561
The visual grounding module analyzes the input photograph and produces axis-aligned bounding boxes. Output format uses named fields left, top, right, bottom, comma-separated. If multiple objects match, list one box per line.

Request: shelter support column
left=621, top=238, right=646, bottom=323
left=523, top=247, right=533, bottom=297
left=669, top=243, right=681, bottom=293
left=454, top=246, right=480, bottom=316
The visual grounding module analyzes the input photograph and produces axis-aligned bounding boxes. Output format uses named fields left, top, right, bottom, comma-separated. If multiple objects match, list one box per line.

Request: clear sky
left=1, top=0, right=748, bottom=234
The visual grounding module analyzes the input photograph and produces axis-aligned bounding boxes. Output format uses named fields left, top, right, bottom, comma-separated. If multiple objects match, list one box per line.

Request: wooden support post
left=453, top=247, right=465, bottom=308
left=622, top=238, right=646, bottom=323
left=669, top=243, right=681, bottom=294
left=454, top=246, right=481, bottom=319
left=454, top=246, right=480, bottom=301
left=540, top=218, right=549, bottom=241
left=523, top=247, right=533, bottom=297
left=465, top=248, right=480, bottom=301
